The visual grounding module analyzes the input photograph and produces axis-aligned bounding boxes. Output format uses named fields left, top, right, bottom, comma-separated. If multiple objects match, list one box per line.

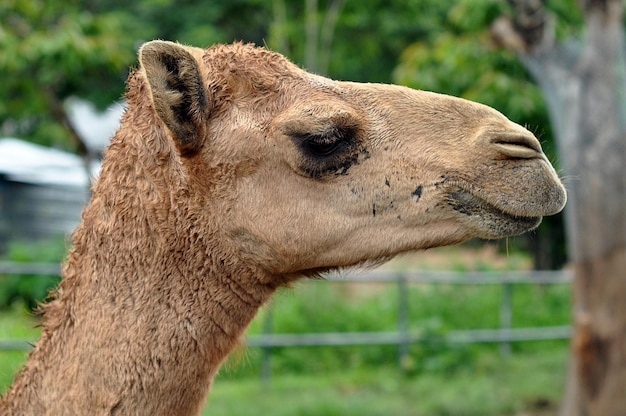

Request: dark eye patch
left=290, top=125, right=368, bottom=179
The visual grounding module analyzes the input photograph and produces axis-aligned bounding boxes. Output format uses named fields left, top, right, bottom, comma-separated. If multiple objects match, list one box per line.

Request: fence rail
left=247, top=326, right=572, bottom=348
left=0, top=261, right=61, bottom=276
left=323, top=269, right=573, bottom=284
left=0, top=263, right=573, bottom=364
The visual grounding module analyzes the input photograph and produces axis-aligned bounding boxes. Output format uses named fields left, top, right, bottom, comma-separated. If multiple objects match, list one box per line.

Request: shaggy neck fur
left=0, top=73, right=277, bottom=416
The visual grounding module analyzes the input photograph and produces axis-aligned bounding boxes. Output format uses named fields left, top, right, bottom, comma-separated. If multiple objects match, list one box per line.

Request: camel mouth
left=448, top=190, right=542, bottom=238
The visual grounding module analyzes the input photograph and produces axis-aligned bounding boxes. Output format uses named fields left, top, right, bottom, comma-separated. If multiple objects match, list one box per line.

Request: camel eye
left=303, top=135, right=342, bottom=157
left=292, top=132, right=349, bottom=159
left=287, top=124, right=364, bottom=179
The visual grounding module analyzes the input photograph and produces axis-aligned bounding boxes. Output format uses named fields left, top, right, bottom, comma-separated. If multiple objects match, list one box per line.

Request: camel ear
left=139, top=40, right=211, bottom=155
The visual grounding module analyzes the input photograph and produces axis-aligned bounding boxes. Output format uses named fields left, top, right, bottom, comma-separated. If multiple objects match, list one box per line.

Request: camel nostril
left=491, top=133, right=543, bottom=159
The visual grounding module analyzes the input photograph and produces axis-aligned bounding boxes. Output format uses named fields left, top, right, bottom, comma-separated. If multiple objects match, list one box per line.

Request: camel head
left=138, top=41, right=566, bottom=276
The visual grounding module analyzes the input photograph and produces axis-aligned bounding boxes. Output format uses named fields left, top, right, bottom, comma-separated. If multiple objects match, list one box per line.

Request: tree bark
left=270, top=0, right=345, bottom=75
left=270, top=0, right=290, bottom=56
left=45, top=89, right=95, bottom=190
left=492, top=0, right=626, bottom=414
left=318, top=0, right=346, bottom=75
left=304, top=0, right=319, bottom=72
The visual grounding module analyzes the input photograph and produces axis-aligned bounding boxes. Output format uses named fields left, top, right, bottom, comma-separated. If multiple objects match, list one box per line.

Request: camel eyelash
left=290, top=127, right=368, bottom=179
left=292, top=123, right=359, bottom=155
left=294, top=132, right=350, bottom=158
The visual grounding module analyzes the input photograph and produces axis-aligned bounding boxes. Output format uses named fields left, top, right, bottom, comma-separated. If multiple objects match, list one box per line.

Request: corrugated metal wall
left=0, top=178, right=89, bottom=245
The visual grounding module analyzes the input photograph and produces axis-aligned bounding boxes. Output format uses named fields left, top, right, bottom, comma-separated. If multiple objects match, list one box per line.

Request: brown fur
left=0, top=41, right=566, bottom=415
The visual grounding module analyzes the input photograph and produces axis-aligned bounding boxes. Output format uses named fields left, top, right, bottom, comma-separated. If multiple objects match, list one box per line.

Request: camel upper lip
left=489, top=132, right=543, bottom=159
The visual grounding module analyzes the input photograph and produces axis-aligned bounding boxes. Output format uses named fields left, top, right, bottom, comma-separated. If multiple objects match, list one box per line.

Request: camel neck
left=0, top=98, right=279, bottom=415
left=1, top=214, right=277, bottom=416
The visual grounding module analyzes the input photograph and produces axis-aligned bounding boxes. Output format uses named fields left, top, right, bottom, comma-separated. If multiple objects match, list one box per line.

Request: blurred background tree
left=492, top=0, right=626, bottom=414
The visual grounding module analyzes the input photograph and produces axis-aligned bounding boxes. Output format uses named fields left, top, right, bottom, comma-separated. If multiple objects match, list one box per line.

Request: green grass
left=205, top=349, right=567, bottom=415
left=0, top=304, right=40, bottom=391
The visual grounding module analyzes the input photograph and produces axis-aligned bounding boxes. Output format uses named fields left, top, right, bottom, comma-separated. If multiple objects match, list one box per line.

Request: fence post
left=397, top=273, right=410, bottom=371
left=500, top=281, right=513, bottom=357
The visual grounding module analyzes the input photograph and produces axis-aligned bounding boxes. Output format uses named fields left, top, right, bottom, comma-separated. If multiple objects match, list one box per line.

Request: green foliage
left=0, top=236, right=66, bottom=310
left=0, top=0, right=135, bottom=149
left=268, top=0, right=454, bottom=82
left=0, top=307, right=40, bottom=392
left=86, top=0, right=271, bottom=48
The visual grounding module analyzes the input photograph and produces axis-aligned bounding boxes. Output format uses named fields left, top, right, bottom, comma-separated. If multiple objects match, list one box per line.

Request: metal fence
left=0, top=262, right=573, bottom=369
left=247, top=269, right=573, bottom=379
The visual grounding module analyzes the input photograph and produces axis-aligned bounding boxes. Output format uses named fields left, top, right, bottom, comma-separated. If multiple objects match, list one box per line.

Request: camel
left=0, top=41, right=566, bottom=415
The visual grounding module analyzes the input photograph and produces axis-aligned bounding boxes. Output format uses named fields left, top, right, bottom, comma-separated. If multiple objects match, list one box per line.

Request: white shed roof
left=0, top=138, right=100, bottom=187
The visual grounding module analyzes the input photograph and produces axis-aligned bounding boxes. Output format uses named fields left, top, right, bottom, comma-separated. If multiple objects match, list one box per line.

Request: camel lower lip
left=449, top=191, right=541, bottom=230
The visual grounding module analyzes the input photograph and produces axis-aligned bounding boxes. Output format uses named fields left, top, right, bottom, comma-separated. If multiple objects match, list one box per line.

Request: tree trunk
left=492, top=0, right=626, bottom=414
left=271, top=0, right=344, bottom=75
left=270, top=0, right=290, bottom=56
left=318, top=0, right=346, bottom=75
left=304, top=0, right=319, bottom=72
left=45, top=88, right=95, bottom=190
